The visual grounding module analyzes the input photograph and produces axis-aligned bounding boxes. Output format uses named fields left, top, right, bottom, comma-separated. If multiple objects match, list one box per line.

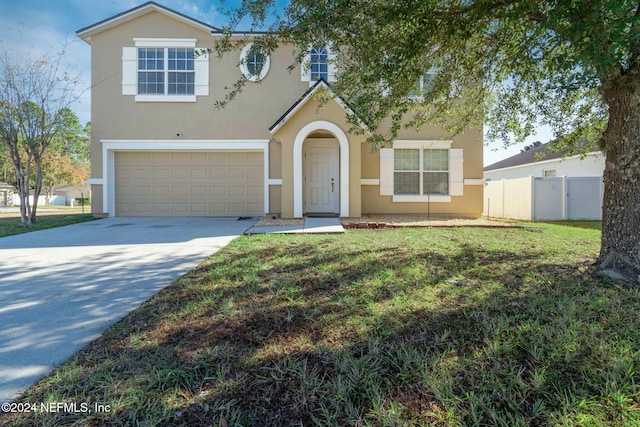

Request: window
left=301, top=45, right=336, bottom=84
left=408, top=70, right=436, bottom=99
left=310, top=47, right=329, bottom=81
left=122, top=38, right=209, bottom=101
left=379, top=141, right=463, bottom=201
left=543, top=169, right=556, bottom=177
left=138, top=47, right=194, bottom=95
left=394, top=149, right=449, bottom=195
left=239, top=42, right=270, bottom=82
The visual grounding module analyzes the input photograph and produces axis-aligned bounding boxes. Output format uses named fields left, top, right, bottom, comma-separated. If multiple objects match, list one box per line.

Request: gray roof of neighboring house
left=484, top=140, right=598, bottom=172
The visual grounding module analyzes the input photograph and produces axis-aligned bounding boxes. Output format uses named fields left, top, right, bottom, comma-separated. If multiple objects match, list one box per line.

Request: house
left=483, top=141, right=605, bottom=220
left=0, top=182, right=14, bottom=207
left=53, top=184, right=92, bottom=206
left=76, top=1, right=484, bottom=218
left=484, top=141, right=605, bottom=180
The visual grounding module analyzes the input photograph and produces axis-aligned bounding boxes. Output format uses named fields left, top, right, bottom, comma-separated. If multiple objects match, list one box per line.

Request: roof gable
left=77, top=1, right=219, bottom=42
left=269, top=79, right=369, bottom=135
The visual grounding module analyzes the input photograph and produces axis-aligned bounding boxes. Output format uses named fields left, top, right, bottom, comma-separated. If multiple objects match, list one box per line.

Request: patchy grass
left=4, top=224, right=640, bottom=426
left=537, top=220, right=602, bottom=231
left=0, top=212, right=96, bottom=238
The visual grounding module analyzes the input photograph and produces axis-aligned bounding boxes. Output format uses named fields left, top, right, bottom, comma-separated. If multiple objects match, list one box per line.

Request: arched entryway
left=293, top=120, right=349, bottom=217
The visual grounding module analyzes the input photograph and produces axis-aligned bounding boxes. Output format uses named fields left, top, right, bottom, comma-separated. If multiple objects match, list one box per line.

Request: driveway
left=0, top=216, right=256, bottom=404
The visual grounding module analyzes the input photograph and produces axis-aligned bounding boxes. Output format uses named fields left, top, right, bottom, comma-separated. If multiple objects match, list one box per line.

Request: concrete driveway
left=0, top=216, right=256, bottom=404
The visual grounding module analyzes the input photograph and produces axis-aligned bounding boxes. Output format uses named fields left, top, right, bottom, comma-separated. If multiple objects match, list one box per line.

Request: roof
left=76, top=1, right=219, bottom=42
left=269, top=79, right=370, bottom=134
left=484, top=140, right=599, bottom=172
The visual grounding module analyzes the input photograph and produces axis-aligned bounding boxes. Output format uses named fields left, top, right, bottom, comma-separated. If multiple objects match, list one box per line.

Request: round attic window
left=240, top=42, right=270, bottom=82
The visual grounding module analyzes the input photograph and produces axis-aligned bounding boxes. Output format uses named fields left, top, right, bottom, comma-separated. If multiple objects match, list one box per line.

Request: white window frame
left=239, top=42, right=270, bottom=82
left=301, top=45, right=337, bottom=85
left=408, top=69, right=437, bottom=100
left=122, top=38, right=209, bottom=102
left=379, top=140, right=464, bottom=202
left=543, top=169, right=557, bottom=177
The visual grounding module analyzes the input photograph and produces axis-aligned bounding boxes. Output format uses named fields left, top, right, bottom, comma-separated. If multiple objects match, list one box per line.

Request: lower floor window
left=394, top=148, right=449, bottom=195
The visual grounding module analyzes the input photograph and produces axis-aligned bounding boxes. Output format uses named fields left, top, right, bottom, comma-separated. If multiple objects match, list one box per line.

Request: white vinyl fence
left=484, top=176, right=603, bottom=221
left=12, top=194, right=66, bottom=206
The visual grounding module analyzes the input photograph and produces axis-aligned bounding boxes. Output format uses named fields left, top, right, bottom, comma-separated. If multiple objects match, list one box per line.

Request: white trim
left=268, top=179, right=283, bottom=185
left=293, top=121, right=350, bottom=218
left=100, top=139, right=270, bottom=217
left=270, top=80, right=370, bottom=135
left=77, top=4, right=215, bottom=41
left=239, top=42, right=270, bottom=82
left=87, top=178, right=103, bottom=185
left=464, top=178, right=485, bottom=185
left=135, top=95, right=197, bottom=102
left=134, top=38, right=197, bottom=48
left=394, top=140, right=453, bottom=149
left=361, top=179, right=380, bottom=185
left=393, top=195, right=452, bottom=203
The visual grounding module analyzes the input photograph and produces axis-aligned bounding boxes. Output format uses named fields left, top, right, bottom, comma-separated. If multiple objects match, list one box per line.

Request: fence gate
left=566, top=177, right=602, bottom=220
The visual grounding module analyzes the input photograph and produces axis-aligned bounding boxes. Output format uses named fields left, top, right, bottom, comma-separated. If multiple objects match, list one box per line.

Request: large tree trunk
left=598, top=78, right=640, bottom=282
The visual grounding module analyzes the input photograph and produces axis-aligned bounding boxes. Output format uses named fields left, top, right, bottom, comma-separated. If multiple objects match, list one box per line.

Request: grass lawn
left=0, top=207, right=96, bottom=238
left=4, top=223, right=640, bottom=426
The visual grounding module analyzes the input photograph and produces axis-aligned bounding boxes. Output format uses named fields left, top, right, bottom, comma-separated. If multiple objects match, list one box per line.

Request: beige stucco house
left=77, top=1, right=484, bottom=218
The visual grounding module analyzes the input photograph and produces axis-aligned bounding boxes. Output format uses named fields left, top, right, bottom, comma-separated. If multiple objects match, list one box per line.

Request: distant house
left=0, top=182, right=14, bottom=207
left=483, top=141, right=604, bottom=221
left=54, top=184, right=91, bottom=206
left=484, top=141, right=605, bottom=180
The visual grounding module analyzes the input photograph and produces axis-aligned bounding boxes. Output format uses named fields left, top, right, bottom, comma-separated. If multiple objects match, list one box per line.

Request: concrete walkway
left=0, top=216, right=256, bottom=404
left=245, top=217, right=344, bottom=234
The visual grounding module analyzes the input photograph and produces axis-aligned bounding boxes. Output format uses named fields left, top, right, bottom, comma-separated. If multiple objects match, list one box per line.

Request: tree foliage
left=0, top=46, right=81, bottom=224
left=218, top=0, right=640, bottom=279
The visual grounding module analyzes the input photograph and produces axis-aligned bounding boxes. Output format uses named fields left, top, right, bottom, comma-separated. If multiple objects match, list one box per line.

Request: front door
left=304, top=139, right=339, bottom=214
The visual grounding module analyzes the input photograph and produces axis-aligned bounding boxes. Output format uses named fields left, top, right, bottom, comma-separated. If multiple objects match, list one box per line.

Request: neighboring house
left=483, top=141, right=605, bottom=221
left=53, top=184, right=91, bottom=206
left=484, top=141, right=605, bottom=180
left=77, top=1, right=484, bottom=218
left=0, top=182, right=14, bottom=207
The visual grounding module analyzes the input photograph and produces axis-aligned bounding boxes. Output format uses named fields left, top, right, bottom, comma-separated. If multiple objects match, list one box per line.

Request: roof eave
left=76, top=1, right=219, bottom=42
left=269, top=79, right=370, bottom=135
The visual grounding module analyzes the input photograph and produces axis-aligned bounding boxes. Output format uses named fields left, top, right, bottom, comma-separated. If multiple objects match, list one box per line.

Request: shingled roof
left=484, top=140, right=598, bottom=172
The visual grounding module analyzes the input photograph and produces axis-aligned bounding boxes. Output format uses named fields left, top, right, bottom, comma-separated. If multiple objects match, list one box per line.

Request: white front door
left=304, top=139, right=339, bottom=214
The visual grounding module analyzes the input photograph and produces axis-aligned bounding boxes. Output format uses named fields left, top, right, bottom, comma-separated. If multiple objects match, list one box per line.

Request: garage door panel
left=115, top=151, right=263, bottom=216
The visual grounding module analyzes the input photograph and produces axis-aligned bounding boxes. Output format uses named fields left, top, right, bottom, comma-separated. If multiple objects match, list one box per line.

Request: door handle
left=331, top=178, right=335, bottom=192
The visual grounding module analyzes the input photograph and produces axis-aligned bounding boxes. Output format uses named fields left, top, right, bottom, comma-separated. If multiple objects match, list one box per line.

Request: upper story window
left=301, top=45, right=336, bottom=85
left=138, top=48, right=195, bottom=95
left=122, top=38, right=208, bottom=102
left=408, top=70, right=437, bottom=99
left=310, top=47, right=329, bottom=81
left=239, top=42, right=270, bottom=82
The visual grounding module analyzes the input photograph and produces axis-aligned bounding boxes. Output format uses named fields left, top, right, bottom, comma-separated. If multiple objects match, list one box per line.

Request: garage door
left=115, top=152, right=263, bottom=216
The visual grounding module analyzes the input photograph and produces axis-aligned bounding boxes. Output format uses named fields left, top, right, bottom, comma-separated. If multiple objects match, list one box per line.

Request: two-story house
left=77, top=1, right=484, bottom=218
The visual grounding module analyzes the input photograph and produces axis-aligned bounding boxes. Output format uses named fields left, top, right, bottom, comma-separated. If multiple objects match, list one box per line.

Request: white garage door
left=115, top=152, right=263, bottom=216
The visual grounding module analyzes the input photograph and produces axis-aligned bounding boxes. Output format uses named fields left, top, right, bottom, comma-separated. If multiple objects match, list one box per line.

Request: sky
left=0, top=0, right=553, bottom=166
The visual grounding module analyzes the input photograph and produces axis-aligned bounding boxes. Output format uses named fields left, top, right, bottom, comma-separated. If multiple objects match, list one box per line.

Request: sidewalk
left=245, top=217, right=344, bottom=234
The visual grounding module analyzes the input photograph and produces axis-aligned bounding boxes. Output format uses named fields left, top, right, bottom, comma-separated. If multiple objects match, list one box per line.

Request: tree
left=0, top=47, right=80, bottom=224
left=219, top=0, right=640, bottom=281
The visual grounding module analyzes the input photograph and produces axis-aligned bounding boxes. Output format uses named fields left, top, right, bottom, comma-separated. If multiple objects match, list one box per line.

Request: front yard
left=3, top=223, right=639, bottom=426
left=0, top=206, right=96, bottom=238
